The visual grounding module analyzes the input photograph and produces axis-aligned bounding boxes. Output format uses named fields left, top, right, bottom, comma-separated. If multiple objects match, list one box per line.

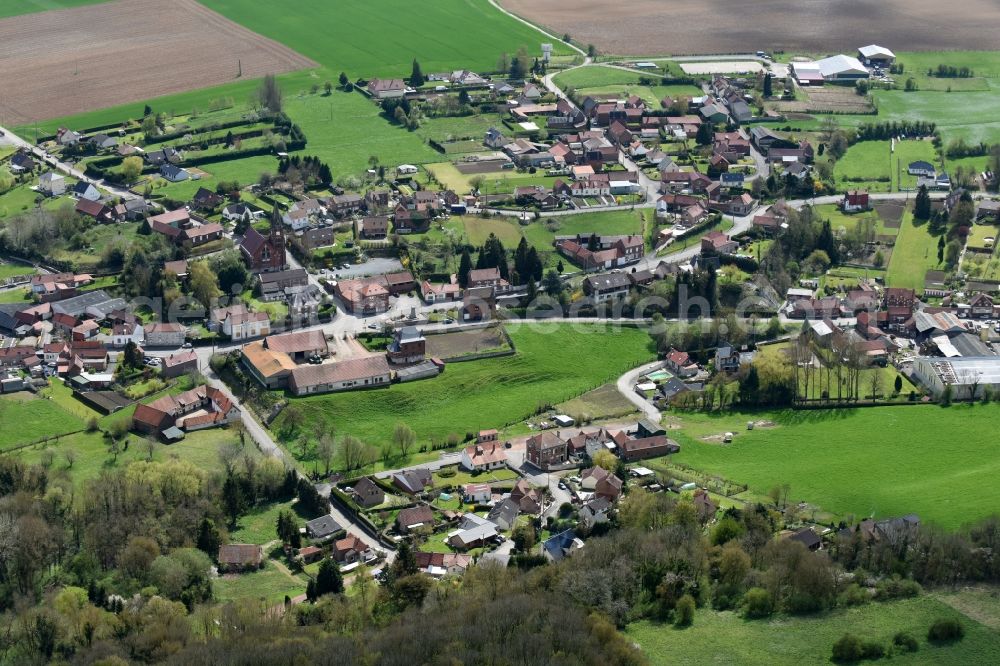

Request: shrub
left=860, top=640, right=885, bottom=660
left=831, top=633, right=863, bottom=663
left=927, top=618, right=964, bottom=643
left=838, top=583, right=870, bottom=607
left=892, top=632, right=918, bottom=653
left=873, top=576, right=921, bottom=601
left=742, top=587, right=773, bottom=619
left=674, top=594, right=695, bottom=627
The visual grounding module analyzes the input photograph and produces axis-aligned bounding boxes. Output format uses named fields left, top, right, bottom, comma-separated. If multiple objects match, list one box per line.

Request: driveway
left=616, top=360, right=664, bottom=421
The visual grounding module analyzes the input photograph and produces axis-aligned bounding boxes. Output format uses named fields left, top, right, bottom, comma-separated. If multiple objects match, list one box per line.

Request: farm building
left=912, top=357, right=1000, bottom=401
left=793, top=55, right=869, bottom=84
left=857, top=45, right=895, bottom=67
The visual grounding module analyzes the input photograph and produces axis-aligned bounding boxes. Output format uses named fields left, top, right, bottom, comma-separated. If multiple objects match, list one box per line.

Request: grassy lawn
left=886, top=212, right=944, bottom=290
left=200, top=0, right=569, bottom=77
left=966, top=223, right=998, bottom=252
left=833, top=139, right=938, bottom=193
left=228, top=499, right=298, bottom=545
left=14, top=426, right=249, bottom=488
left=273, top=323, right=656, bottom=459
left=671, top=403, right=1000, bottom=529
left=627, top=594, right=1000, bottom=666
left=553, top=66, right=701, bottom=107
left=0, top=392, right=86, bottom=451
left=0, top=263, right=35, bottom=280
left=813, top=204, right=898, bottom=238
left=213, top=560, right=305, bottom=606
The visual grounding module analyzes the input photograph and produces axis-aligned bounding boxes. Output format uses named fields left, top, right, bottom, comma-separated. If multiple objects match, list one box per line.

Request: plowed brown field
left=0, top=0, right=315, bottom=125
left=500, top=0, right=1000, bottom=56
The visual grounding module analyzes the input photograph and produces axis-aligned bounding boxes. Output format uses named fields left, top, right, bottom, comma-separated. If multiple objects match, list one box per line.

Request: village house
left=356, top=215, right=389, bottom=240
left=396, top=505, right=435, bottom=533
left=131, top=385, right=240, bottom=438
left=462, top=483, right=492, bottom=505
left=842, top=190, right=870, bottom=213
left=368, top=78, right=406, bottom=99
left=700, top=231, right=738, bottom=255
left=210, top=304, right=270, bottom=341
left=334, top=278, right=390, bottom=315
left=306, top=515, right=344, bottom=543
left=161, top=350, right=198, bottom=379
left=257, top=268, right=309, bottom=301
left=460, top=438, right=507, bottom=472
left=332, top=534, right=374, bottom=564
left=147, top=209, right=223, bottom=247
left=487, top=498, right=520, bottom=531
left=580, top=466, right=623, bottom=502
left=392, top=469, right=433, bottom=496
left=467, top=267, right=511, bottom=293
left=617, top=421, right=680, bottom=462
left=526, top=431, right=568, bottom=470
left=387, top=326, right=426, bottom=365
left=664, top=349, right=699, bottom=378
left=143, top=322, right=187, bottom=347
left=217, top=544, right=264, bottom=573
left=462, top=286, right=496, bottom=322
left=582, top=273, right=631, bottom=302
left=579, top=497, right=612, bottom=529
left=288, top=355, right=391, bottom=396
left=38, top=172, right=66, bottom=196
left=351, top=477, right=385, bottom=508
left=420, top=279, right=460, bottom=304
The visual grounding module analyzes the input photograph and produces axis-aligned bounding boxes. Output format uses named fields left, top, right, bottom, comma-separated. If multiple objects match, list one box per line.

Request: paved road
left=0, top=124, right=139, bottom=202
left=616, top=360, right=665, bottom=421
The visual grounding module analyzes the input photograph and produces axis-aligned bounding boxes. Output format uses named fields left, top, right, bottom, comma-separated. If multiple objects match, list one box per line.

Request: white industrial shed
left=858, top=45, right=896, bottom=66
left=912, top=356, right=1000, bottom=400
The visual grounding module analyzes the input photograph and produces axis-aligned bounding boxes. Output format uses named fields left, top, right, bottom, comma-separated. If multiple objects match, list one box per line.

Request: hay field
left=0, top=0, right=315, bottom=125
left=500, top=0, right=1000, bottom=55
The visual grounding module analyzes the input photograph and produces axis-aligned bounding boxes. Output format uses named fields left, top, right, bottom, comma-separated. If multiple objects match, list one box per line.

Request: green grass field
left=0, top=0, right=104, bottom=18
left=671, top=403, right=1000, bottom=529
left=886, top=212, right=943, bottom=290
left=200, top=0, right=568, bottom=77
left=213, top=560, right=306, bottom=606
left=556, top=383, right=637, bottom=421
left=273, top=323, right=655, bottom=458
left=833, top=140, right=938, bottom=193
left=0, top=392, right=85, bottom=451
left=0, top=263, right=35, bottom=280
left=627, top=594, right=1000, bottom=666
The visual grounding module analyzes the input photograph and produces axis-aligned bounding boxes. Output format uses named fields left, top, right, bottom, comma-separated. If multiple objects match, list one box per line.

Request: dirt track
left=0, top=0, right=315, bottom=125
left=500, top=0, right=1000, bottom=56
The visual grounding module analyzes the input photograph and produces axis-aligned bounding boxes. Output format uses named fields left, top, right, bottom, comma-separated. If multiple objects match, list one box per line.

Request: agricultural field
left=423, top=327, right=511, bottom=360
left=886, top=211, right=944, bottom=291
left=556, top=383, right=637, bottom=421
left=552, top=65, right=702, bottom=106
left=670, top=403, right=1000, bottom=529
left=200, top=0, right=568, bottom=78
left=833, top=139, right=938, bottom=193
left=272, top=323, right=655, bottom=461
left=0, top=0, right=315, bottom=125
left=627, top=594, right=1000, bottom=665
left=500, top=0, right=1000, bottom=55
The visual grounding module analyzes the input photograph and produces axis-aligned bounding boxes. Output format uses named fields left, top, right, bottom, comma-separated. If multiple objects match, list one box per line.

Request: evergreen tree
left=526, top=246, right=543, bottom=281
left=763, top=73, right=773, bottom=98
left=409, top=59, right=425, bottom=87
left=315, top=558, right=344, bottom=596
left=914, top=184, right=932, bottom=219
left=513, top=237, right=530, bottom=286
left=740, top=365, right=760, bottom=406
left=222, top=475, right=245, bottom=526
left=937, top=235, right=945, bottom=264
left=458, top=248, right=473, bottom=288
left=816, top=219, right=840, bottom=264
left=525, top=275, right=538, bottom=304
left=306, top=579, right=317, bottom=602
left=696, top=122, right=713, bottom=146
left=196, top=518, right=221, bottom=557
left=338, top=72, right=349, bottom=88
